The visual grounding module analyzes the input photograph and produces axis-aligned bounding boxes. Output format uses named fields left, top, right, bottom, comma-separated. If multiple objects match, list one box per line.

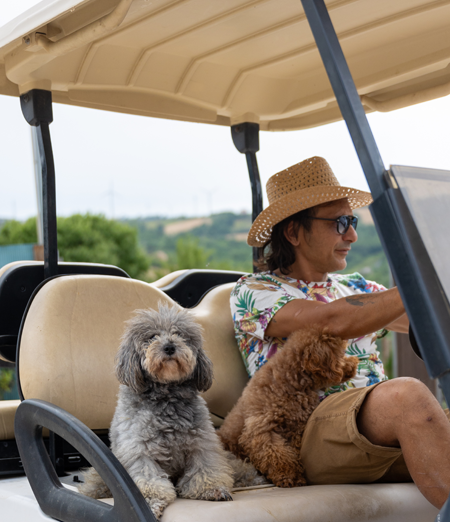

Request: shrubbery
left=0, top=214, right=150, bottom=279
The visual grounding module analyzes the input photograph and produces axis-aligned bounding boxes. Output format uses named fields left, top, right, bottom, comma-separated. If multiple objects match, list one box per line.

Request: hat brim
left=247, top=185, right=373, bottom=247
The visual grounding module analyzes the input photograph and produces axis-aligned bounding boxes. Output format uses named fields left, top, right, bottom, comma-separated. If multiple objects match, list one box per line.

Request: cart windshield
left=393, top=165, right=450, bottom=302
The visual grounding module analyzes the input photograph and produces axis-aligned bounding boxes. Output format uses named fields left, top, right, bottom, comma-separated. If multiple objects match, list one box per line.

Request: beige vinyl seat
left=18, top=274, right=248, bottom=428
left=0, top=261, right=130, bottom=444
left=0, top=400, right=20, bottom=441
left=16, top=274, right=438, bottom=522
left=0, top=267, right=225, bottom=444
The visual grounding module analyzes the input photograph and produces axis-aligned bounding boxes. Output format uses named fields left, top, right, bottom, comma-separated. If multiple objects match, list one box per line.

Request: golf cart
left=0, top=0, right=449, bottom=520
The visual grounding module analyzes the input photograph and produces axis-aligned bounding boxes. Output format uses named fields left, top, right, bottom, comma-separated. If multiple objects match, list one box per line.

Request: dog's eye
left=148, top=335, right=157, bottom=342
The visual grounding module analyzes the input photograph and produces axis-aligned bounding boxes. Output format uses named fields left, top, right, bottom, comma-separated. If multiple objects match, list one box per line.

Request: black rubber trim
left=0, top=335, right=17, bottom=363
left=15, top=399, right=155, bottom=522
left=160, top=269, right=244, bottom=308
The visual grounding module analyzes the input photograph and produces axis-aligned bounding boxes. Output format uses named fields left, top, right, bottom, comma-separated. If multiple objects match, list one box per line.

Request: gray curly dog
left=79, top=303, right=265, bottom=519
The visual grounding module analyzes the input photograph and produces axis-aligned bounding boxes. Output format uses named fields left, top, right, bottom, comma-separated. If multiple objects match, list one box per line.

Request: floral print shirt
left=230, top=271, right=388, bottom=399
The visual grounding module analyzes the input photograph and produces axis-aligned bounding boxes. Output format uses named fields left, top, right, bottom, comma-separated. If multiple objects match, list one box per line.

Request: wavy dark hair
left=257, top=207, right=317, bottom=274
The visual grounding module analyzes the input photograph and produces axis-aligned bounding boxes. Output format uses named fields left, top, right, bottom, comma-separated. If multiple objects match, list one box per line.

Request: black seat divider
left=160, top=269, right=244, bottom=308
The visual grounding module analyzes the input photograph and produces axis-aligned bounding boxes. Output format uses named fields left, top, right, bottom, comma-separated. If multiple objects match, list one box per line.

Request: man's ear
left=284, top=221, right=300, bottom=246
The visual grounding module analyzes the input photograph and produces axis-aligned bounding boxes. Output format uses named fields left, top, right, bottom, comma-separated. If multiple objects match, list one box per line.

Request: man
left=230, top=156, right=450, bottom=509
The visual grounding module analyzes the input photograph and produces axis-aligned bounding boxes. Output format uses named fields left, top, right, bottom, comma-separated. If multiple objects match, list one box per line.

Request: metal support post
left=300, top=0, right=387, bottom=200
left=231, top=122, right=263, bottom=269
left=20, top=90, right=62, bottom=475
left=301, top=2, right=450, bottom=519
left=20, top=89, right=58, bottom=280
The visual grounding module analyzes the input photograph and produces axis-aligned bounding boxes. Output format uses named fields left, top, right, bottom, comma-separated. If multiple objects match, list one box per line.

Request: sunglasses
left=309, top=214, right=358, bottom=235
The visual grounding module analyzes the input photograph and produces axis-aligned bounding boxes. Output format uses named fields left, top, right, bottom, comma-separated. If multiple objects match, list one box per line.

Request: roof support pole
left=300, top=0, right=387, bottom=200
left=302, top=3, right=450, bottom=517
left=20, top=89, right=58, bottom=280
left=231, top=123, right=263, bottom=269
left=19, top=89, right=63, bottom=476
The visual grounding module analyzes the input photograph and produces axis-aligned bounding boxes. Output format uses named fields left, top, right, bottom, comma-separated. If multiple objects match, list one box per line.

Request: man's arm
left=386, top=313, right=409, bottom=334
left=265, top=287, right=405, bottom=340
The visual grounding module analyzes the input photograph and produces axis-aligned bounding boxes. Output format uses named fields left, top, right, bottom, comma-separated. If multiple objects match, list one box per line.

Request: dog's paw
left=78, top=468, right=112, bottom=499
left=342, top=355, right=359, bottom=381
left=146, top=498, right=168, bottom=519
left=272, top=475, right=307, bottom=488
left=197, top=487, right=233, bottom=502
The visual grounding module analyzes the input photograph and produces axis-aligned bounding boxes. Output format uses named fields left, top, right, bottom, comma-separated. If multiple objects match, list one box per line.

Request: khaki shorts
left=300, top=381, right=449, bottom=485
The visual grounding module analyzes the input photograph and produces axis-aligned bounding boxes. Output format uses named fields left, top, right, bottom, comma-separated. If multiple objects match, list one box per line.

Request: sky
left=1, top=1, right=450, bottom=221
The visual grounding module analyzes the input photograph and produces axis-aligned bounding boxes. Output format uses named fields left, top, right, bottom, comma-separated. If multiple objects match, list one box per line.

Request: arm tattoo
left=345, top=295, right=376, bottom=307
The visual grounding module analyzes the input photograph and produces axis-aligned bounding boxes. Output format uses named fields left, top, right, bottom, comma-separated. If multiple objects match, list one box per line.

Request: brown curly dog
left=218, top=327, right=359, bottom=488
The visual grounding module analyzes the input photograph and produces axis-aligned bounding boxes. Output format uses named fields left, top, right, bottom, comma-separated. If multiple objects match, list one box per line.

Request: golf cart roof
left=1, top=0, right=450, bottom=130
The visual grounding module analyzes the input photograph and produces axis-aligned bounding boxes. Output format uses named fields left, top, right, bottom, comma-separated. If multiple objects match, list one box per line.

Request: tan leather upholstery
left=98, top=483, right=438, bottom=522
left=0, top=400, right=20, bottom=440
left=18, top=275, right=247, bottom=430
left=19, top=276, right=171, bottom=429
left=191, top=284, right=248, bottom=419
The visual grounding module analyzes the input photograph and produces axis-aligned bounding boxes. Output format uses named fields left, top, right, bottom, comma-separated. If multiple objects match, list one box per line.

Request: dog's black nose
left=164, top=344, right=176, bottom=356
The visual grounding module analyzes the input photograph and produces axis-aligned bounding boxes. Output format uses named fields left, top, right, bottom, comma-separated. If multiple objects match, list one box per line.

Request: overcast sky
left=2, top=1, right=450, bottom=221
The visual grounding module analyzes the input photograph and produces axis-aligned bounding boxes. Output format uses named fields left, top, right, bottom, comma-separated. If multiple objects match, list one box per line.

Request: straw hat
left=247, top=156, right=372, bottom=247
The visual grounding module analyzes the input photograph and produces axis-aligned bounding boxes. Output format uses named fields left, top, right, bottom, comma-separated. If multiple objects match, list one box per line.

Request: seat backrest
left=191, top=283, right=249, bottom=420
left=17, top=275, right=248, bottom=430
left=0, top=261, right=129, bottom=363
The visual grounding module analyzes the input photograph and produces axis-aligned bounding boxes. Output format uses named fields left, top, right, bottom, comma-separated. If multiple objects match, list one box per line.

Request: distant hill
left=123, top=212, right=391, bottom=287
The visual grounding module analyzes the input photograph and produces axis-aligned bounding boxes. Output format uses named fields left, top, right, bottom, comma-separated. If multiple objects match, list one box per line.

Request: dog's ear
left=192, top=348, right=214, bottom=392
left=115, top=333, right=148, bottom=394
left=302, top=333, right=347, bottom=387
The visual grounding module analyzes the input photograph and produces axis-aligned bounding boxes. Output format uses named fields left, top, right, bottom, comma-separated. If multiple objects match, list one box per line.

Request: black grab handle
left=15, top=399, right=156, bottom=522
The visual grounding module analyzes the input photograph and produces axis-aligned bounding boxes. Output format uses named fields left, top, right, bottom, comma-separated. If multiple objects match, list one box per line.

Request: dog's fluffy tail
left=78, top=467, right=112, bottom=499
left=225, top=451, right=270, bottom=488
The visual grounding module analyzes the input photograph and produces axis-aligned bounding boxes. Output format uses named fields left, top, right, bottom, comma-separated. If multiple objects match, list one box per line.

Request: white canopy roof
left=1, top=0, right=450, bottom=130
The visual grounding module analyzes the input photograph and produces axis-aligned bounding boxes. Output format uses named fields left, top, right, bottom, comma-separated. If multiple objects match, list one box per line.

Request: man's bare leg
left=357, top=377, right=450, bottom=508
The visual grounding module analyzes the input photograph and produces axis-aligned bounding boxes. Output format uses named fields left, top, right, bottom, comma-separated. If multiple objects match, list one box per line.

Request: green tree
left=175, top=235, right=213, bottom=269
left=0, top=369, right=14, bottom=400
left=0, top=219, right=37, bottom=244
left=0, top=214, right=150, bottom=280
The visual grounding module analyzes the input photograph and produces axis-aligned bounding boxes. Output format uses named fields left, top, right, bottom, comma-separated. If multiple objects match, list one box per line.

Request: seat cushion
left=97, top=483, right=438, bottom=522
